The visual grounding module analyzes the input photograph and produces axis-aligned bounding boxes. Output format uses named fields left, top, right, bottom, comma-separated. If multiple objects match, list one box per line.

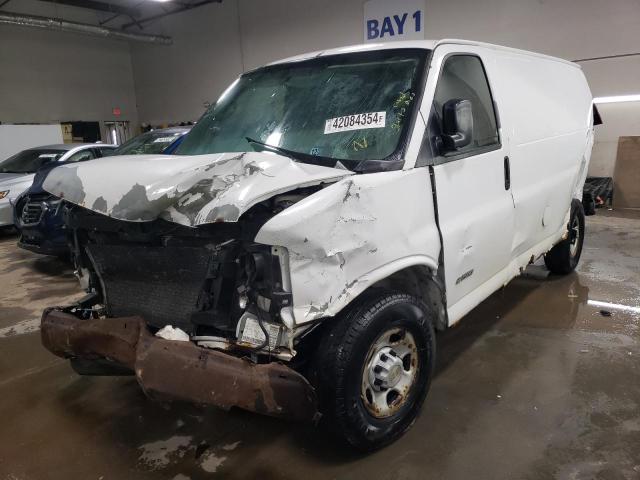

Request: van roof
left=270, top=39, right=580, bottom=69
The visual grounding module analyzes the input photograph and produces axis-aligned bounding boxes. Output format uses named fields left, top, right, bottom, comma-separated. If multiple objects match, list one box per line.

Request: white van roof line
left=436, top=39, right=581, bottom=69
left=269, top=39, right=581, bottom=70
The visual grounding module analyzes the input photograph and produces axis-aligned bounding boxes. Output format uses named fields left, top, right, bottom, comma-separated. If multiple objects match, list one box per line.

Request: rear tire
left=312, top=291, right=436, bottom=451
left=544, top=200, right=585, bottom=275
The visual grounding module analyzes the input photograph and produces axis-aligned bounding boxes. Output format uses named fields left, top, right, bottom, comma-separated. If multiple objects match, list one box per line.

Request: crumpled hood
left=42, top=152, right=353, bottom=226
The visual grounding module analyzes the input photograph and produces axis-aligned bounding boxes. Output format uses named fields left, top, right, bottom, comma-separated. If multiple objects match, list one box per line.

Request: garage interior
left=1, top=0, right=640, bottom=478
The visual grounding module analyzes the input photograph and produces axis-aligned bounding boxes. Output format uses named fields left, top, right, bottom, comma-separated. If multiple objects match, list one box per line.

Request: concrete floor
left=1, top=213, right=639, bottom=480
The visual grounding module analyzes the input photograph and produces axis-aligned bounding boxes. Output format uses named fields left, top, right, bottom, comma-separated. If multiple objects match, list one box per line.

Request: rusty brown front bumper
left=41, top=308, right=318, bottom=421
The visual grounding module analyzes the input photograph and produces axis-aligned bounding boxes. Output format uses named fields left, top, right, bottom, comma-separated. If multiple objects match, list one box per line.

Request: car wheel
left=312, top=291, right=436, bottom=451
left=544, top=199, right=585, bottom=275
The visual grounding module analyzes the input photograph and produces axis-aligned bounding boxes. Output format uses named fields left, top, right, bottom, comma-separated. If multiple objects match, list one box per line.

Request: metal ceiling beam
left=36, top=0, right=140, bottom=18
left=0, top=10, right=172, bottom=44
left=121, top=0, right=221, bottom=30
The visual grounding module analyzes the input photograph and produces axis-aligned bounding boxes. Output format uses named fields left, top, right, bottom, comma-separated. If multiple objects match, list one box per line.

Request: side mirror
left=441, top=99, right=473, bottom=152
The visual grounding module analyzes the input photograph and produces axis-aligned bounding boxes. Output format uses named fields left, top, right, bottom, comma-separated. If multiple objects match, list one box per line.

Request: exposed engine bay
left=66, top=187, right=322, bottom=361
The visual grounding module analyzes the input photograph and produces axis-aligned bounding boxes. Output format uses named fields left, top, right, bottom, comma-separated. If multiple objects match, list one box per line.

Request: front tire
left=544, top=200, right=585, bottom=275
left=312, top=291, right=436, bottom=451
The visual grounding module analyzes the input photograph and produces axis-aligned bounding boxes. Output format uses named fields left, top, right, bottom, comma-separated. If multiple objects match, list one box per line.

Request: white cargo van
left=41, top=39, right=595, bottom=450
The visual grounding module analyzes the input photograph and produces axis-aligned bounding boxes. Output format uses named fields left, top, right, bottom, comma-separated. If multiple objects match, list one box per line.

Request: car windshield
left=175, top=49, right=429, bottom=169
left=111, top=131, right=184, bottom=156
left=0, top=149, right=66, bottom=174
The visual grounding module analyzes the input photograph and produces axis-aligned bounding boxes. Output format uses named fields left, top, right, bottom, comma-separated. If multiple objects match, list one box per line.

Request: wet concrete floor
left=0, top=213, right=639, bottom=479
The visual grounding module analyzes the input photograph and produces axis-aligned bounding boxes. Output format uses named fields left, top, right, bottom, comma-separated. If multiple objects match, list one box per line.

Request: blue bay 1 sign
left=363, top=0, right=426, bottom=42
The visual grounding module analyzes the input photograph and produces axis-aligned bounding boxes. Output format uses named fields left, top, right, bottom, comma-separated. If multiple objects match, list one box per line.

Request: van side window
left=427, top=55, right=499, bottom=161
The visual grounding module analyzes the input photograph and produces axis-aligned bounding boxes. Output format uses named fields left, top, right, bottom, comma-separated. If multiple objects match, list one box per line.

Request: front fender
left=255, top=168, right=441, bottom=325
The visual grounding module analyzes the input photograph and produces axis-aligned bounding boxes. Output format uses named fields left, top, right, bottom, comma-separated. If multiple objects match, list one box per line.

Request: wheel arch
left=315, top=257, right=448, bottom=331
left=367, top=263, right=448, bottom=331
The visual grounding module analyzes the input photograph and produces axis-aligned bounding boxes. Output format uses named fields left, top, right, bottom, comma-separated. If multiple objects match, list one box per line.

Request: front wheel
left=312, top=291, right=436, bottom=451
left=544, top=199, right=585, bottom=275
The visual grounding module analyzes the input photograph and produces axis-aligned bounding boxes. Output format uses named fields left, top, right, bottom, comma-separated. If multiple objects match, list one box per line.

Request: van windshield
left=176, top=49, right=429, bottom=170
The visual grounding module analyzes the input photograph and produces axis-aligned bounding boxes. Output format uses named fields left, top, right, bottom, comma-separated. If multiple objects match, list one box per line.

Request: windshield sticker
left=324, top=112, right=386, bottom=135
left=153, top=136, right=178, bottom=143
left=38, top=153, right=59, bottom=158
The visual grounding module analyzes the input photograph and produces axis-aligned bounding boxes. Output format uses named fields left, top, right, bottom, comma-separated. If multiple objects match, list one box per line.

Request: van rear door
left=421, top=46, right=515, bottom=322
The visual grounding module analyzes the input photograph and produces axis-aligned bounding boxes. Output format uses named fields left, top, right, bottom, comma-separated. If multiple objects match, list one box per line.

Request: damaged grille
left=86, top=244, right=213, bottom=333
left=21, top=202, right=45, bottom=225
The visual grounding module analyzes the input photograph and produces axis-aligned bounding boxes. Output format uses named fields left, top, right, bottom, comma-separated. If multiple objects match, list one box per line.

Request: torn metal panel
left=255, top=168, right=441, bottom=325
left=136, top=330, right=317, bottom=421
left=41, top=308, right=141, bottom=369
left=42, top=152, right=352, bottom=226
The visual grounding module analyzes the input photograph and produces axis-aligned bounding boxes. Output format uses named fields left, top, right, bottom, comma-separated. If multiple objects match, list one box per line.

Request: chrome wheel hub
left=368, top=347, right=405, bottom=391
left=361, top=327, right=418, bottom=418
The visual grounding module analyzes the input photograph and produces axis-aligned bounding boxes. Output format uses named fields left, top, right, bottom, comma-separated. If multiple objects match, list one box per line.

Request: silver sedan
left=0, top=143, right=115, bottom=228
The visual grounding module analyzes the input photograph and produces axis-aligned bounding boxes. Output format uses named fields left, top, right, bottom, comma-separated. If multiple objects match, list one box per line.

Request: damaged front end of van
left=39, top=151, right=355, bottom=421
left=38, top=48, right=448, bottom=448
left=39, top=147, right=441, bottom=422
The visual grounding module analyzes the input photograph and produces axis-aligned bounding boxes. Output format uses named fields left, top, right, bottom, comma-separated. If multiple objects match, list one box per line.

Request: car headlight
left=0, top=190, right=8, bottom=200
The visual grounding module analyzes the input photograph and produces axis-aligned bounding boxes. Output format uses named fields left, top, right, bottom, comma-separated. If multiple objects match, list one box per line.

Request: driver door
left=424, top=47, right=515, bottom=321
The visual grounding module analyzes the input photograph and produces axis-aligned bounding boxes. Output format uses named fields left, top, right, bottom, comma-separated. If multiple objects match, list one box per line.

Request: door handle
left=504, top=156, right=511, bottom=190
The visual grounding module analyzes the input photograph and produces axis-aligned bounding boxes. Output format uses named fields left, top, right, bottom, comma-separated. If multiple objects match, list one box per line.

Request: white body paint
left=256, top=169, right=441, bottom=324
left=417, top=42, right=594, bottom=326
left=43, top=39, right=594, bottom=330
left=43, top=152, right=352, bottom=225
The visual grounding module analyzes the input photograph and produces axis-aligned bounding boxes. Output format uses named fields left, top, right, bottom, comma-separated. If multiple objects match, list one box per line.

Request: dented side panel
left=42, top=152, right=352, bottom=226
left=255, top=168, right=440, bottom=325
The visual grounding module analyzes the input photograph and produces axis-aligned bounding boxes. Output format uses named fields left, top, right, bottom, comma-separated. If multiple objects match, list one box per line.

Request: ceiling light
left=593, top=94, right=640, bottom=104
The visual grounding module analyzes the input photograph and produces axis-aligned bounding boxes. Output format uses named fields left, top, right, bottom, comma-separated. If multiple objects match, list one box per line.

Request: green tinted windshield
left=176, top=49, right=428, bottom=168
left=112, top=131, right=182, bottom=156
left=0, top=149, right=66, bottom=173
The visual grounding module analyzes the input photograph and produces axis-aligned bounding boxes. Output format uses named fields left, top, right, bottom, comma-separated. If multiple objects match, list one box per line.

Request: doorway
left=60, top=121, right=102, bottom=143
left=103, top=121, right=131, bottom=146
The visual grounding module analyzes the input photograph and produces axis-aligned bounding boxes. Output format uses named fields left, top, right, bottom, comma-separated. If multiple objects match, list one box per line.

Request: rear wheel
left=312, top=291, right=436, bottom=451
left=544, top=200, right=585, bottom=275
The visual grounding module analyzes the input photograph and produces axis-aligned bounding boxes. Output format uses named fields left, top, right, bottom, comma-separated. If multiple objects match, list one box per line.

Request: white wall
left=0, top=125, right=63, bottom=160
left=239, top=0, right=364, bottom=70
left=129, top=1, right=244, bottom=126
left=580, top=57, right=640, bottom=176
left=0, top=0, right=138, bottom=133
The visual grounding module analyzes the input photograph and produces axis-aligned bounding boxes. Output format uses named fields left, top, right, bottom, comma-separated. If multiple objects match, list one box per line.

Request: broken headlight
left=239, top=245, right=292, bottom=318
